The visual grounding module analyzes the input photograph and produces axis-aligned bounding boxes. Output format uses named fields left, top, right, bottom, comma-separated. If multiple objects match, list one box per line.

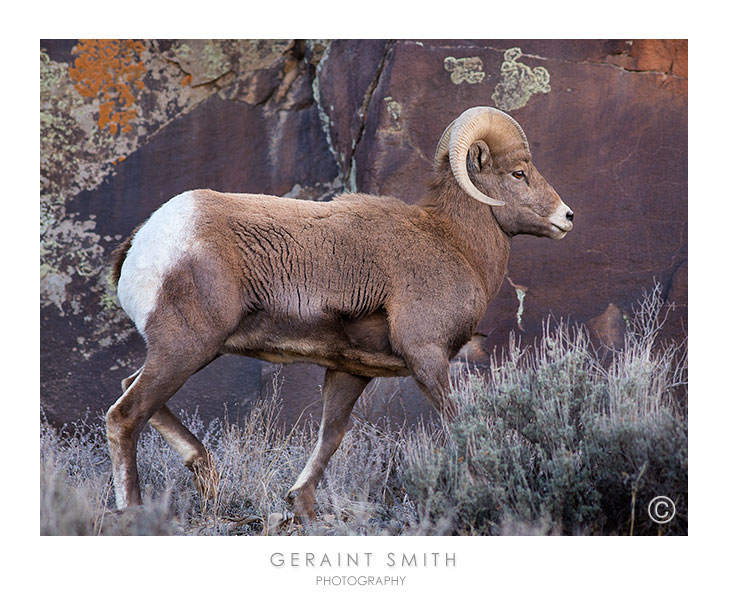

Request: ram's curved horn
left=435, top=106, right=530, bottom=207
left=434, top=118, right=457, bottom=169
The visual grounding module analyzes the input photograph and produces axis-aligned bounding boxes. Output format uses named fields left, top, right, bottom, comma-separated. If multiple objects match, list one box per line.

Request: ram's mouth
left=550, top=221, right=573, bottom=233
left=549, top=220, right=573, bottom=239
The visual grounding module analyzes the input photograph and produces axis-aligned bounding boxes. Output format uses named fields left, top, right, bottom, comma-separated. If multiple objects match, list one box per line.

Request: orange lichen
left=181, top=73, right=192, bottom=87
left=69, top=39, right=146, bottom=135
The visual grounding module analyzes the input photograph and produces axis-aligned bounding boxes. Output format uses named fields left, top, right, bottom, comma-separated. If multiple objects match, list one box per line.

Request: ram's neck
left=419, top=176, right=512, bottom=303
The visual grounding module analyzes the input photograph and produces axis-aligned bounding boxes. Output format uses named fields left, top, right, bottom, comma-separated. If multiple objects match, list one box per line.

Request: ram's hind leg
left=106, top=347, right=220, bottom=509
left=286, top=369, right=371, bottom=521
left=121, top=368, right=141, bottom=392
left=121, top=363, right=220, bottom=500
left=148, top=406, right=220, bottom=501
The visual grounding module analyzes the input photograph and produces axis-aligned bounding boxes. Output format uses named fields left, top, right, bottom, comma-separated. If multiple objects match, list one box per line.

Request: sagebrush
left=402, top=285, right=687, bottom=535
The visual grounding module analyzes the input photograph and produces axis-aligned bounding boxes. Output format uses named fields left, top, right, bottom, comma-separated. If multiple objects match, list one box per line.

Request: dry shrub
left=400, top=284, right=687, bottom=535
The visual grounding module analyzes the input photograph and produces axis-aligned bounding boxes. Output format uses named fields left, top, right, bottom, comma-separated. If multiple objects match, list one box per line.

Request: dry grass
left=40, top=378, right=415, bottom=536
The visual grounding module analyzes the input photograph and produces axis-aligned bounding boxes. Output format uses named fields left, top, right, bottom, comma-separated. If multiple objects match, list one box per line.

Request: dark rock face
left=40, top=39, right=687, bottom=429
left=587, top=304, right=627, bottom=351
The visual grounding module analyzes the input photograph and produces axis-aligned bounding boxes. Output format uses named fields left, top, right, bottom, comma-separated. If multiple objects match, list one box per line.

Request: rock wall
left=40, top=39, right=688, bottom=428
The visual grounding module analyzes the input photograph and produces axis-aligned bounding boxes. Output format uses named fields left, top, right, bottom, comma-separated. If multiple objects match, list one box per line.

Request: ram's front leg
left=401, top=343, right=457, bottom=420
left=388, top=308, right=458, bottom=420
left=286, top=369, right=371, bottom=521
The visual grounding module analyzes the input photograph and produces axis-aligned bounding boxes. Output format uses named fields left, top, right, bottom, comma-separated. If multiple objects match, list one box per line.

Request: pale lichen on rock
left=41, top=49, right=113, bottom=317
left=384, top=96, right=402, bottom=131
left=443, top=56, right=486, bottom=85
left=507, top=276, right=529, bottom=332
left=491, top=47, right=551, bottom=112
left=170, top=40, right=233, bottom=87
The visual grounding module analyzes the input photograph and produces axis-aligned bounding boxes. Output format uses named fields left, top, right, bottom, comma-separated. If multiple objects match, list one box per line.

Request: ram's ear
left=467, top=140, right=492, bottom=172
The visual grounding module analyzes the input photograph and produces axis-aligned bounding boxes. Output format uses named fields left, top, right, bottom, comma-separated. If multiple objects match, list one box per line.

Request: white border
left=17, top=5, right=728, bottom=599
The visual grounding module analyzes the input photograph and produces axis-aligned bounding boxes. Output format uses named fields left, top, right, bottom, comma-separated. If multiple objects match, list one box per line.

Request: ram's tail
left=109, top=224, right=142, bottom=288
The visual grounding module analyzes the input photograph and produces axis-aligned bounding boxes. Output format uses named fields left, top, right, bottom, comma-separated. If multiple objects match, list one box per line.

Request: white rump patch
left=116, top=191, right=200, bottom=336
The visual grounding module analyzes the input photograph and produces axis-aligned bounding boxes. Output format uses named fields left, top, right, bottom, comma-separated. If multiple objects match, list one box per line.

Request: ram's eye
left=512, top=170, right=525, bottom=180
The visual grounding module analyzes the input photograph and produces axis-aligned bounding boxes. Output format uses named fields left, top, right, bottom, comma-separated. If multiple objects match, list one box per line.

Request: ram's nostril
left=566, top=210, right=574, bottom=222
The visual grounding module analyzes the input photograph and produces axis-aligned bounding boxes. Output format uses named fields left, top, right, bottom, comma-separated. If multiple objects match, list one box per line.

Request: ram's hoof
left=285, top=487, right=316, bottom=522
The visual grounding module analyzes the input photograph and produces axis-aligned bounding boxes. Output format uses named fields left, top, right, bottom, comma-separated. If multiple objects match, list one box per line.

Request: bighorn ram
left=108, top=106, right=573, bottom=520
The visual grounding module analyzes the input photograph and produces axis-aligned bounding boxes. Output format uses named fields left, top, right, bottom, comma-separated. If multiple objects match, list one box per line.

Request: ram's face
left=468, top=144, right=573, bottom=239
